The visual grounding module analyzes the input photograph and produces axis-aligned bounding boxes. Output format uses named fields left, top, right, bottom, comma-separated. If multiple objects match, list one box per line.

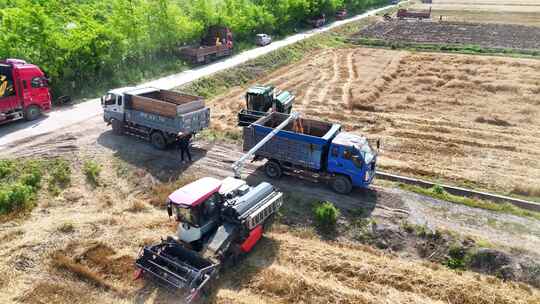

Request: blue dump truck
left=102, top=87, right=210, bottom=149
left=243, top=113, right=377, bottom=194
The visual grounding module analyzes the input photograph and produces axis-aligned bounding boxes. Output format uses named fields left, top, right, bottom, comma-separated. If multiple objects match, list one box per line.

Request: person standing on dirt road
left=177, top=133, right=193, bottom=163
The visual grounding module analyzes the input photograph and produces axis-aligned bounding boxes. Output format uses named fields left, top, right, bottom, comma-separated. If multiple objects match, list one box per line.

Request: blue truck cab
left=243, top=113, right=377, bottom=194
left=327, top=132, right=377, bottom=192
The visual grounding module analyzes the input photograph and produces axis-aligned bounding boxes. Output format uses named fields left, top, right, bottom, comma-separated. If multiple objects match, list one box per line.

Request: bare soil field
left=1, top=118, right=540, bottom=303
left=205, top=47, right=540, bottom=194
left=411, top=0, right=540, bottom=27
left=359, top=21, right=540, bottom=51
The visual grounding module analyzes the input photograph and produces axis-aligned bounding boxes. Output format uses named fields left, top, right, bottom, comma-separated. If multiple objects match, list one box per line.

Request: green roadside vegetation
left=0, top=0, right=389, bottom=99
left=353, top=38, right=540, bottom=59
left=0, top=158, right=72, bottom=216
left=400, top=184, right=540, bottom=221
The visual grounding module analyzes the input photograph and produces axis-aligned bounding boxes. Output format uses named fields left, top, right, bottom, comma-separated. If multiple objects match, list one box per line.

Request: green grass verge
left=354, top=38, right=540, bottom=59
left=400, top=184, right=540, bottom=221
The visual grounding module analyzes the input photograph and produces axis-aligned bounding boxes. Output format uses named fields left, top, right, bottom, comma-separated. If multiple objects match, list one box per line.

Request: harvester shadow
left=205, top=236, right=281, bottom=303
left=97, top=130, right=207, bottom=182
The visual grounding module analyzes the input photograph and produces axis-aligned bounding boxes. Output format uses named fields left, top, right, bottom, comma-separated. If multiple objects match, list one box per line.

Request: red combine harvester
left=0, top=59, right=52, bottom=124
left=135, top=177, right=283, bottom=302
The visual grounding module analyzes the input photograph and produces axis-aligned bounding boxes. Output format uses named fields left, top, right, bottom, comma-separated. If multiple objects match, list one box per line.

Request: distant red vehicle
left=0, top=59, right=51, bottom=124
left=336, top=9, right=348, bottom=20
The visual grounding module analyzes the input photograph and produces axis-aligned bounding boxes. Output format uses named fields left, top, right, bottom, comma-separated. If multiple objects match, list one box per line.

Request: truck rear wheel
left=111, top=119, right=124, bottom=135
left=150, top=131, right=167, bottom=150
left=264, top=161, right=282, bottom=179
left=24, top=105, right=41, bottom=121
left=332, top=175, right=352, bottom=194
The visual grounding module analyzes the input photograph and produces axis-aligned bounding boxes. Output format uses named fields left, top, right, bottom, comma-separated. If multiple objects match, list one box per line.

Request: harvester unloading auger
left=134, top=113, right=300, bottom=303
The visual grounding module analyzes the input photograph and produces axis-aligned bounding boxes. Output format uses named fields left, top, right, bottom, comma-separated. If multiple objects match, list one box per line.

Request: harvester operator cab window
left=174, top=204, right=199, bottom=227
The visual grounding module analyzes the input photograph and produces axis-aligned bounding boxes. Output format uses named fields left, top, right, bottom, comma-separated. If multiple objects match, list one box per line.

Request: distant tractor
left=237, top=85, right=295, bottom=127
left=180, top=26, right=234, bottom=64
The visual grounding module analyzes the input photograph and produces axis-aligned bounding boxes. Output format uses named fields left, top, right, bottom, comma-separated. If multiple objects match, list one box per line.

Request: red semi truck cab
left=0, top=59, right=52, bottom=123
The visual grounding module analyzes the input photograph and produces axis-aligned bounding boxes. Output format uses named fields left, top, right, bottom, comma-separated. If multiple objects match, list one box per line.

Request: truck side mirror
left=167, top=203, right=172, bottom=218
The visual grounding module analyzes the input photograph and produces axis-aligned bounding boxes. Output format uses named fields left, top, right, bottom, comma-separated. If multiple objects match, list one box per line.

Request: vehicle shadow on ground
left=205, top=236, right=280, bottom=302
left=97, top=130, right=207, bottom=182
left=244, top=166, right=380, bottom=240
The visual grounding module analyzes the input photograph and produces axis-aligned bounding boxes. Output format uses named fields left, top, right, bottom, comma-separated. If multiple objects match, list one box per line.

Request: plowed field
left=410, top=0, right=540, bottom=27
left=208, top=47, right=540, bottom=193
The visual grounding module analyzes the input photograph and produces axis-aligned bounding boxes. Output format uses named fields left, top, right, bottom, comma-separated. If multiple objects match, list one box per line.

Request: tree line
left=0, top=0, right=388, bottom=97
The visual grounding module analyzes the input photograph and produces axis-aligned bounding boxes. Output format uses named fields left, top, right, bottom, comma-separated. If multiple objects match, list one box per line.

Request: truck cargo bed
left=243, top=113, right=341, bottom=170
left=127, top=88, right=205, bottom=118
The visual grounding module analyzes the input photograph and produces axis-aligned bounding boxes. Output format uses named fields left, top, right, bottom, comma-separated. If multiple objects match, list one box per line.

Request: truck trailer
left=102, top=87, right=210, bottom=149
left=180, top=26, right=234, bottom=64
left=0, top=59, right=52, bottom=124
left=243, top=113, right=377, bottom=194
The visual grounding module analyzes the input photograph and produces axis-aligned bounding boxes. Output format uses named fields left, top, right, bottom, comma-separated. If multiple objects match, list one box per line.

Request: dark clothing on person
left=178, top=134, right=193, bottom=162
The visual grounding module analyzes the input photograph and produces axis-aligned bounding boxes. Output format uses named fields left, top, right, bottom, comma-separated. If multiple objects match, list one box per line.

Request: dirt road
left=0, top=4, right=396, bottom=148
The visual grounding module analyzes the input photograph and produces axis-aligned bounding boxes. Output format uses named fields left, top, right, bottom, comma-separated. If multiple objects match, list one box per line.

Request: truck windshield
left=103, top=94, right=116, bottom=106
left=356, top=143, right=375, bottom=164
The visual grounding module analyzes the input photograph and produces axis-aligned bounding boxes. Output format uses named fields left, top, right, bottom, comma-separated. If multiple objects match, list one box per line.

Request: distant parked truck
left=308, top=14, right=326, bottom=28
left=180, top=26, right=233, bottom=64
left=243, top=113, right=378, bottom=194
left=102, top=87, right=210, bottom=150
left=397, top=7, right=432, bottom=20
left=0, top=59, right=52, bottom=124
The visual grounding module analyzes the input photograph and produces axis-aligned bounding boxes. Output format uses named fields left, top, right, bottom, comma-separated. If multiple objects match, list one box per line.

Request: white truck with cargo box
left=102, top=87, right=210, bottom=149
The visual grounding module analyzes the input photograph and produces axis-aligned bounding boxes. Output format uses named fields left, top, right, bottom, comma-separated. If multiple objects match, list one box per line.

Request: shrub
left=0, top=160, right=14, bottom=179
left=313, top=201, right=340, bottom=228
left=83, top=160, right=101, bottom=186
left=432, top=184, right=445, bottom=195
left=0, top=183, right=34, bottom=213
left=48, top=159, right=72, bottom=195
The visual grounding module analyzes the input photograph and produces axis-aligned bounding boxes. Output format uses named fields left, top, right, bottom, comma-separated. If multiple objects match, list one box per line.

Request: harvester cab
left=238, top=85, right=295, bottom=126
left=135, top=176, right=283, bottom=303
